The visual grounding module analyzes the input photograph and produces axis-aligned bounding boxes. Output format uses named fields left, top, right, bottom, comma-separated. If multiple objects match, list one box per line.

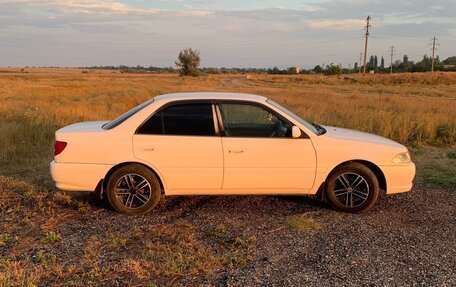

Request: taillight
left=54, top=141, right=67, bottom=156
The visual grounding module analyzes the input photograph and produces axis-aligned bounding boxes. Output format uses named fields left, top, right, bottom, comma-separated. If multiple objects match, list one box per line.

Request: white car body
left=50, top=92, right=415, bottom=197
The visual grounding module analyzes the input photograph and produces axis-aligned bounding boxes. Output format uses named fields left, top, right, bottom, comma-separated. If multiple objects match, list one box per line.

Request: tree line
left=79, top=48, right=456, bottom=76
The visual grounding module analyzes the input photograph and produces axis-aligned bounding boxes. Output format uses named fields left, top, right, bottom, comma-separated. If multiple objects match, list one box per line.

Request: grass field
left=0, top=69, right=455, bottom=286
left=0, top=68, right=455, bottom=188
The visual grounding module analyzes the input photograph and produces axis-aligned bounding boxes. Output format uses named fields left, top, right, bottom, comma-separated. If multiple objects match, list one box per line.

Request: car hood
left=57, top=121, right=109, bottom=133
left=321, top=126, right=404, bottom=148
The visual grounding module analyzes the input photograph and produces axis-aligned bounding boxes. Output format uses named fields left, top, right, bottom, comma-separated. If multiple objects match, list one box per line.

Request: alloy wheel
left=114, top=173, right=152, bottom=209
left=332, top=172, right=370, bottom=208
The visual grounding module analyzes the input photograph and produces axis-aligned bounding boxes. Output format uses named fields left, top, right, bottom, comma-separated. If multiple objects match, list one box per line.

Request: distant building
left=287, top=67, right=301, bottom=74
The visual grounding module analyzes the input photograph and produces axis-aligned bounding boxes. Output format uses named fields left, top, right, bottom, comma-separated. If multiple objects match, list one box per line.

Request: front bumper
left=50, top=160, right=112, bottom=191
left=380, top=162, right=416, bottom=194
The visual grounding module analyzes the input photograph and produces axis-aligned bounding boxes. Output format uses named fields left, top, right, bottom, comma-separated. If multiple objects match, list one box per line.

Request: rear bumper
left=381, top=162, right=416, bottom=194
left=50, top=160, right=112, bottom=191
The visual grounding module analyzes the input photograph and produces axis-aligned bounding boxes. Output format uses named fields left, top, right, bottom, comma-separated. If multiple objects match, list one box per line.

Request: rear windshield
left=102, top=99, right=154, bottom=130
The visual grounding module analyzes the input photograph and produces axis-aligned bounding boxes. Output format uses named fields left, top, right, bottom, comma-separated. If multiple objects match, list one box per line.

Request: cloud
left=0, top=0, right=455, bottom=67
left=301, top=4, right=324, bottom=12
left=306, top=19, right=365, bottom=30
left=21, top=0, right=162, bottom=15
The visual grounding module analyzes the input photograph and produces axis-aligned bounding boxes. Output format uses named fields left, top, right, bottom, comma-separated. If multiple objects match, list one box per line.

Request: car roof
left=154, top=92, right=267, bottom=102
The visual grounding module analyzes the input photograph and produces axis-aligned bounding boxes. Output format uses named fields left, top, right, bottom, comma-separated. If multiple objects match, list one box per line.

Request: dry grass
left=0, top=68, right=455, bottom=286
left=0, top=175, right=257, bottom=286
left=0, top=69, right=454, bottom=189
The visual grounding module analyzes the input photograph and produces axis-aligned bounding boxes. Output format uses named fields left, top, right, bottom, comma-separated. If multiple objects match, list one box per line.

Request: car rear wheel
left=106, top=164, right=161, bottom=215
left=324, top=162, right=379, bottom=213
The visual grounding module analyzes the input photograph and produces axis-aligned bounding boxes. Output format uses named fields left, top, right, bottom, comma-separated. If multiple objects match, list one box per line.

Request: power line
left=363, top=15, right=371, bottom=75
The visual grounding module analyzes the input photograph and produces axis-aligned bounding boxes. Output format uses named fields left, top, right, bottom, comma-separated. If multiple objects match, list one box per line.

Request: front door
left=218, top=102, right=316, bottom=192
left=133, top=102, right=223, bottom=192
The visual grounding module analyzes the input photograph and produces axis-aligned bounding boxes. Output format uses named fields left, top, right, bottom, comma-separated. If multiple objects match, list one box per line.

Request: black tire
left=324, top=162, right=379, bottom=213
left=106, top=164, right=161, bottom=215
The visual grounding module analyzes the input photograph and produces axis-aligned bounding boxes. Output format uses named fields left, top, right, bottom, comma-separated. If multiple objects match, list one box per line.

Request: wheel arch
left=102, top=162, right=166, bottom=195
left=327, top=160, right=387, bottom=193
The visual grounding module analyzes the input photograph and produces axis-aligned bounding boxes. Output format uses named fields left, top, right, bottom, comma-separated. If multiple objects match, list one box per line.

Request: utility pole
left=389, top=46, right=395, bottom=74
left=429, top=37, right=439, bottom=72
left=363, top=16, right=371, bottom=75
left=358, top=53, right=363, bottom=74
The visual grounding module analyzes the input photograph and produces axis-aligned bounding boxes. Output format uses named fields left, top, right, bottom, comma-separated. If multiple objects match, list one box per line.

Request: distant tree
left=175, top=48, right=200, bottom=76
left=380, top=56, right=385, bottom=69
left=442, top=56, right=456, bottom=65
left=324, top=63, right=342, bottom=75
left=313, top=65, right=324, bottom=74
left=367, top=55, right=375, bottom=70
left=403, top=54, right=409, bottom=64
left=411, top=54, right=438, bottom=72
left=268, top=66, right=285, bottom=74
left=374, top=55, right=378, bottom=68
left=354, top=62, right=358, bottom=70
left=395, top=54, right=414, bottom=72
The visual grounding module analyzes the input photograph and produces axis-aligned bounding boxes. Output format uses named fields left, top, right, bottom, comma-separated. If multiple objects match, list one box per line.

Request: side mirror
left=292, top=126, right=302, bottom=138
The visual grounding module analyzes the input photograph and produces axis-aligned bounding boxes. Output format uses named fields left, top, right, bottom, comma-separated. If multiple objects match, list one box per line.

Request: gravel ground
left=72, top=184, right=456, bottom=286
left=207, top=184, right=456, bottom=286
left=2, top=183, right=455, bottom=286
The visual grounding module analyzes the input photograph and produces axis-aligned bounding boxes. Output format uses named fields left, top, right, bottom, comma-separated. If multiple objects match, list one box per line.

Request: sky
left=0, top=0, right=455, bottom=68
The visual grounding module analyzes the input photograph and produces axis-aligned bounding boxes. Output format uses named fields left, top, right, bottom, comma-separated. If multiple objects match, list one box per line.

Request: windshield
left=102, top=99, right=154, bottom=130
left=266, top=99, right=321, bottom=135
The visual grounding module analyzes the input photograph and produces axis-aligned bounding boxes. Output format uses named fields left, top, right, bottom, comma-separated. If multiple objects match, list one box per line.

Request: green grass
left=0, top=233, right=13, bottom=247
left=105, top=234, right=128, bottom=250
left=33, top=250, right=46, bottom=264
left=41, top=231, right=61, bottom=244
left=285, top=215, right=321, bottom=232
left=411, top=146, right=456, bottom=187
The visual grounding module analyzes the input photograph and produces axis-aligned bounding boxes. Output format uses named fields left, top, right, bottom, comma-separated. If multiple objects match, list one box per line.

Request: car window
left=266, top=99, right=320, bottom=135
left=137, top=112, right=163, bottom=134
left=103, top=99, right=154, bottom=130
left=137, top=104, right=215, bottom=136
left=219, top=103, right=291, bottom=138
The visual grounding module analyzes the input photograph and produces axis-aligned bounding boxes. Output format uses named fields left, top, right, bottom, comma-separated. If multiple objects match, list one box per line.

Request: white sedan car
left=50, top=92, right=415, bottom=215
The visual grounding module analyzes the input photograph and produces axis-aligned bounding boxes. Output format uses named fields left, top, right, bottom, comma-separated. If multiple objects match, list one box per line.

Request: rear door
left=217, top=101, right=316, bottom=192
left=133, top=101, right=223, bottom=192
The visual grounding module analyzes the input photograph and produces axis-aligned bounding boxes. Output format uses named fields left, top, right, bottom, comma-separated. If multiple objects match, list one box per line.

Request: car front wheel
left=106, top=164, right=161, bottom=215
left=324, top=163, right=379, bottom=213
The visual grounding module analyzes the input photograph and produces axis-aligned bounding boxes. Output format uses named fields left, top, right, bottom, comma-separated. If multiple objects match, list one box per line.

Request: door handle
left=229, top=150, right=244, bottom=154
left=143, top=147, right=155, bottom=151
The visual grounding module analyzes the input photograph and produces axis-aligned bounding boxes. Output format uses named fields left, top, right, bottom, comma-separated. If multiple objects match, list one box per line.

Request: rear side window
left=137, top=104, right=215, bottom=136
left=103, top=99, right=154, bottom=130
left=137, top=112, right=163, bottom=134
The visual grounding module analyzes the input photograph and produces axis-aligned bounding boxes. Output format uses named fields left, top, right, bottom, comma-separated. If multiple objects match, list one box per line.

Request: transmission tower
left=363, top=16, right=371, bottom=75
left=429, top=37, right=439, bottom=72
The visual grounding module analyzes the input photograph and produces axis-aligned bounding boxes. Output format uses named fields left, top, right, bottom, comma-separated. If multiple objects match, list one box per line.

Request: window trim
left=135, top=100, right=220, bottom=137
left=214, top=100, right=309, bottom=139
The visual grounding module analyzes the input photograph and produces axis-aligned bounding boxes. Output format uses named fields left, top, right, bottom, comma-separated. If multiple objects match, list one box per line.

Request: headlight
left=392, top=152, right=411, bottom=164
